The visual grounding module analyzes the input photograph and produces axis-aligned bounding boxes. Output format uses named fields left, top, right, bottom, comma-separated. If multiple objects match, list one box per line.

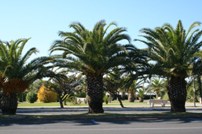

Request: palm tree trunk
left=109, top=92, right=125, bottom=108
left=59, top=96, right=64, bottom=108
left=0, top=93, right=18, bottom=115
left=86, top=75, right=104, bottom=113
left=168, top=76, right=187, bottom=112
left=117, top=94, right=125, bottom=108
left=128, top=89, right=135, bottom=102
left=197, top=75, right=202, bottom=104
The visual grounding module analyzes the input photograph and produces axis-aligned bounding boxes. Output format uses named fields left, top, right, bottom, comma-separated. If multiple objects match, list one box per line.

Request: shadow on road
left=1, top=107, right=202, bottom=126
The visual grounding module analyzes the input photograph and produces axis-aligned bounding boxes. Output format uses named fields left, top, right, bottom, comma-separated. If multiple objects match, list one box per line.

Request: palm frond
left=138, top=20, right=202, bottom=77
left=50, top=21, right=131, bottom=77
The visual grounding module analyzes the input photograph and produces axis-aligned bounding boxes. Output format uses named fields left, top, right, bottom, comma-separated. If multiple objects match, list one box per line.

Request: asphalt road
left=1, top=106, right=202, bottom=134
left=1, top=117, right=202, bottom=134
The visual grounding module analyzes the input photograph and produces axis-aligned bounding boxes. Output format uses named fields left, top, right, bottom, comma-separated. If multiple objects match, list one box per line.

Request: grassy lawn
left=103, top=101, right=149, bottom=107
left=18, top=100, right=149, bottom=107
left=18, top=102, right=61, bottom=107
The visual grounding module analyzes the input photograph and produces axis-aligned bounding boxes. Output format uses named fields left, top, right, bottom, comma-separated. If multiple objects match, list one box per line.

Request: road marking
left=71, top=127, right=202, bottom=131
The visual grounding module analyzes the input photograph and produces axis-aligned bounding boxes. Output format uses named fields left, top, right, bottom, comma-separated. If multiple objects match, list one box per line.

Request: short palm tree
left=48, top=71, right=81, bottom=108
left=122, top=45, right=150, bottom=102
left=104, top=67, right=127, bottom=108
left=50, top=20, right=130, bottom=113
left=137, top=20, right=202, bottom=112
left=149, top=78, right=166, bottom=99
left=0, top=39, right=53, bottom=114
left=126, top=80, right=143, bottom=102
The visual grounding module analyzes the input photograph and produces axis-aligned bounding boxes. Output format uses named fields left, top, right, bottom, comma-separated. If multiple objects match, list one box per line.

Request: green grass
left=18, top=102, right=60, bottom=107
left=104, top=101, right=148, bottom=107
left=18, top=100, right=149, bottom=108
left=18, top=102, right=87, bottom=107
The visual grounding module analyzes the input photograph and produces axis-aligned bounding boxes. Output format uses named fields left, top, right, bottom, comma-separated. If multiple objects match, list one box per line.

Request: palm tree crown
left=50, top=20, right=130, bottom=113
left=0, top=38, right=52, bottom=93
left=138, top=20, right=202, bottom=77
left=0, top=38, right=55, bottom=115
left=137, top=20, right=202, bottom=112
left=50, top=20, right=130, bottom=76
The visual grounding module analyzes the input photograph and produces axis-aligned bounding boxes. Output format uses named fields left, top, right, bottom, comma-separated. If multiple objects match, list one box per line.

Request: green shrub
left=162, top=93, right=169, bottom=100
left=18, top=92, right=27, bottom=102
left=26, top=91, right=37, bottom=103
left=75, top=92, right=86, bottom=97
left=103, top=95, right=109, bottom=104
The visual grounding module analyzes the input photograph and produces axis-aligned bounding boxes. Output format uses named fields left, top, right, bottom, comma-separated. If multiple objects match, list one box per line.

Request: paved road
left=1, top=118, right=202, bottom=134
left=1, top=106, right=202, bottom=134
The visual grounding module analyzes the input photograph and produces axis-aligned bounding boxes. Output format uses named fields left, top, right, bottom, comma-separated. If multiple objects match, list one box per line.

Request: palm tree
left=193, top=51, right=202, bottom=103
left=127, top=80, right=142, bottom=102
left=48, top=71, right=82, bottom=108
left=122, top=45, right=150, bottom=102
left=50, top=20, right=130, bottom=113
left=137, top=20, right=202, bottom=112
left=192, top=56, right=202, bottom=103
left=104, top=67, right=126, bottom=108
left=0, top=39, right=53, bottom=114
left=149, top=78, right=166, bottom=99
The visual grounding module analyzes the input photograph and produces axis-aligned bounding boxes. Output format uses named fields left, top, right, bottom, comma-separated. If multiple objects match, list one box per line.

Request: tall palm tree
left=137, top=20, right=202, bottom=112
left=0, top=39, right=53, bottom=114
left=50, top=20, right=130, bottom=113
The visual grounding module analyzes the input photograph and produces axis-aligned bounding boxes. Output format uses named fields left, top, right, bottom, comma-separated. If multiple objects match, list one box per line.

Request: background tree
left=137, top=20, right=202, bottom=112
left=48, top=71, right=82, bottom=108
left=148, top=78, right=167, bottom=99
left=37, top=84, right=58, bottom=103
left=186, top=79, right=198, bottom=103
left=104, top=67, right=126, bottom=108
left=23, top=80, right=43, bottom=103
left=137, top=88, right=146, bottom=102
left=50, top=20, right=130, bottom=113
left=192, top=54, right=202, bottom=103
left=127, top=80, right=143, bottom=102
left=122, top=45, right=150, bottom=102
left=26, top=91, right=37, bottom=103
left=0, top=39, right=53, bottom=114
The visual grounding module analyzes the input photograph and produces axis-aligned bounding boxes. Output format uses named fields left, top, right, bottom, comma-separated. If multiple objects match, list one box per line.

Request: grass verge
left=18, top=101, right=149, bottom=107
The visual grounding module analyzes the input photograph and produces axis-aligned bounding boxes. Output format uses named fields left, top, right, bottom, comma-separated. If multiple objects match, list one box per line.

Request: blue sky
left=0, top=0, right=202, bottom=58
